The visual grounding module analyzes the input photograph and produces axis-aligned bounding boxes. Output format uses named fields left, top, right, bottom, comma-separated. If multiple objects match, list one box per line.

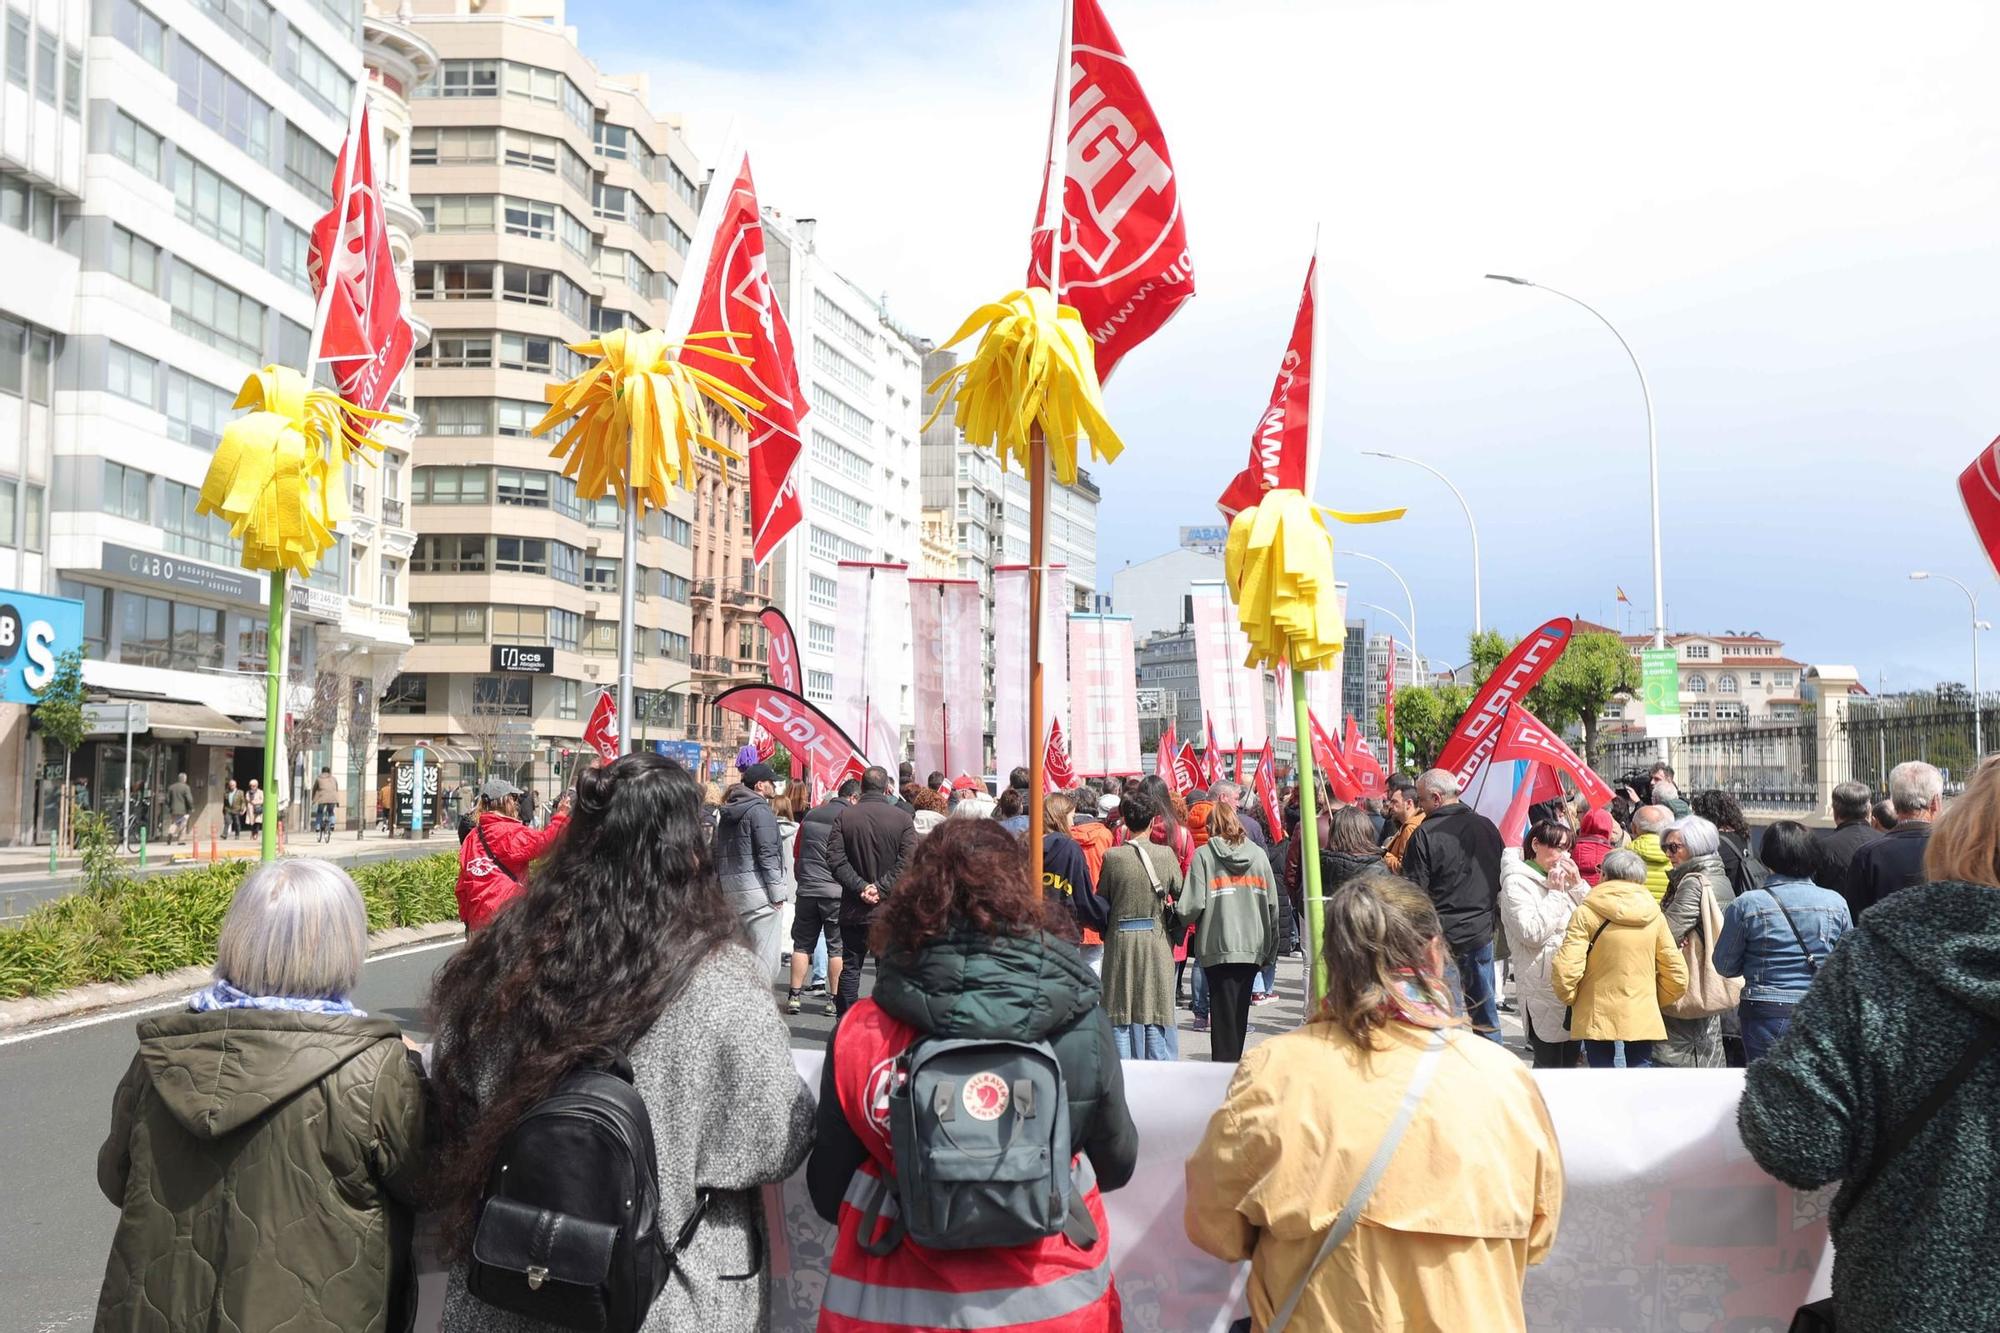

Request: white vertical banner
left=909, top=579, right=984, bottom=780
left=833, top=562, right=909, bottom=769
left=1068, top=613, right=1142, bottom=776
left=993, top=564, right=1069, bottom=784
left=1189, top=581, right=1269, bottom=752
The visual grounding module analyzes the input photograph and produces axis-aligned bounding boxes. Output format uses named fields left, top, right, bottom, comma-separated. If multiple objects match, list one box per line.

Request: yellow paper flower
left=534, top=328, right=762, bottom=512
left=924, top=288, right=1122, bottom=485
left=1224, top=489, right=1406, bottom=671
left=196, top=366, right=395, bottom=577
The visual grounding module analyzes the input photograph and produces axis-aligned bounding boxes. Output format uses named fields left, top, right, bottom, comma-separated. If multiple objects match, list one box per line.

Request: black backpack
left=469, top=1058, right=711, bottom=1332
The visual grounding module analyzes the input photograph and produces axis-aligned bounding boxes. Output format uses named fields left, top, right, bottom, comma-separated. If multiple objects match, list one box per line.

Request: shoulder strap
left=475, top=823, right=521, bottom=888
left=1764, top=885, right=1820, bottom=973
left=1849, top=1023, right=2000, bottom=1207
left=1265, top=1028, right=1449, bottom=1333
left=1132, top=841, right=1165, bottom=895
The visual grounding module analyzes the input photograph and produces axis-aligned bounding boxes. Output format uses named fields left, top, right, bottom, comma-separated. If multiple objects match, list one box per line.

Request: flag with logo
left=1203, top=713, right=1222, bottom=787
left=683, top=153, right=807, bottom=565
left=1175, top=741, right=1202, bottom=797
left=1025, top=0, right=1194, bottom=382
left=306, top=100, right=412, bottom=416
left=582, top=689, right=620, bottom=763
left=1959, top=434, right=2000, bottom=582
left=1217, top=255, right=1314, bottom=518
left=1045, top=717, right=1077, bottom=791
left=1344, top=714, right=1386, bottom=801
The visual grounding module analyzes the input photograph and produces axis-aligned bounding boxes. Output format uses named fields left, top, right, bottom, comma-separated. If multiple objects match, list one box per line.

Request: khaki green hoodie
left=94, top=1008, right=426, bottom=1333
left=1182, top=836, right=1279, bottom=969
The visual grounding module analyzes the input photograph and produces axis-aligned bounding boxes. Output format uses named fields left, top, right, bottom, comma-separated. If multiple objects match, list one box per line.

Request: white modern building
left=1108, top=543, right=1224, bottom=645
left=762, top=208, right=925, bottom=744
left=0, top=0, right=425, bottom=843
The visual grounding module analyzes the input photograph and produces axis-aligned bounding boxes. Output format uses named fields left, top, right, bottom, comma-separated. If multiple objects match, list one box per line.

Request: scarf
left=188, top=979, right=364, bottom=1017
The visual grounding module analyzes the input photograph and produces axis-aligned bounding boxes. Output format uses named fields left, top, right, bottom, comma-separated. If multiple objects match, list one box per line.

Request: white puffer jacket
left=1498, top=846, right=1591, bottom=1044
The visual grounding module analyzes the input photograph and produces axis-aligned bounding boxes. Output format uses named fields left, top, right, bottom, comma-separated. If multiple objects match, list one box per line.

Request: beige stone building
left=684, top=418, right=777, bottom=772
left=379, top=0, right=699, bottom=793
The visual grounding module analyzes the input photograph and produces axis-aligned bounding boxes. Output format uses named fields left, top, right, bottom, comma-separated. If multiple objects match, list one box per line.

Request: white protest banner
left=1067, top=613, right=1142, bottom=776
left=992, top=563, right=1068, bottom=784
left=1191, top=580, right=1269, bottom=752
left=908, top=578, right=983, bottom=781
left=832, top=562, right=908, bottom=768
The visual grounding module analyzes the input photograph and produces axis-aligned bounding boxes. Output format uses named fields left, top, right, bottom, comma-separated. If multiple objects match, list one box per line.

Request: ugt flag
left=686, top=153, right=807, bottom=565
left=1218, top=255, right=1314, bottom=518
left=306, top=103, right=411, bottom=416
left=1026, top=0, right=1194, bottom=382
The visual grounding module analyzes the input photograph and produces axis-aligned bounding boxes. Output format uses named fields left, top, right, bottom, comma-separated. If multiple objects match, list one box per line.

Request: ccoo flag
left=306, top=101, right=412, bottom=416
left=1218, top=255, right=1315, bottom=518
left=1026, top=0, right=1194, bottom=382
left=684, top=154, right=807, bottom=565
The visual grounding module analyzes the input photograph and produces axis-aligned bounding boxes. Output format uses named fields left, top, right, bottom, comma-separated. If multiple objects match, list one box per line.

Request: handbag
left=1131, top=842, right=1182, bottom=935
left=1663, top=872, right=1746, bottom=1019
left=1227, top=1029, right=1451, bottom=1333
left=1789, top=1023, right=2000, bottom=1331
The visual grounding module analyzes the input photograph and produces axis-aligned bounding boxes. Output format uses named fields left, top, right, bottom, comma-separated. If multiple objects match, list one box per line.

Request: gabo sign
left=0, top=590, right=82, bottom=705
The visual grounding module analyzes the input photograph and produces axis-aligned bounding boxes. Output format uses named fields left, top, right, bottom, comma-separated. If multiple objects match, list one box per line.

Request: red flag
left=1343, top=714, right=1369, bottom=759
left=307, top=103, right=412, bottom=418
left=1435, top=618, right=1574, bottom=788
left=1384, top=637, right=1398, bottom=764
left=1045, top=718, right=1077, bottom=791
left=1306, top=709, right=1362, bottom=803
left=1959, top=434, right=2000, bottom=581
left=1026, top=0, right=1194, bottom=383
left=1255, top=741, right=1282, bottom=835
left=1217, top=255, right=1314, bottom=518
left=686, top=157, right=806, bottom=565
left=1492, top=705, right=1615, bottom=810
left=1203, top=713, right=1221, bottom=786
left=581, top=689, right=619, bottom=763
left=1174, top=741, right=1201, bottom=796
left=1342, top=714, right=1386, bottom=800
left=760, top=606, right=801, bottom=694
left=1497, top=761, right=1550, bottom=846
left=1154, top=730, right=1176, bottom=790
left=711, top=683, right=866, bottom=793
left=1233, top=742, right=1245, bottom=787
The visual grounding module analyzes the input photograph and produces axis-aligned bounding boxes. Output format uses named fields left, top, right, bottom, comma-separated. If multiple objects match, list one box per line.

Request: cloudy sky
left=568, top=0, right=2000, bottom=690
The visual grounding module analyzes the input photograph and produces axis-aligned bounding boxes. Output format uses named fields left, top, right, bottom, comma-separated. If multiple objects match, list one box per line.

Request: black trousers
left=1206, top=963, right=1260, bottom=1062
left=836, top=906, right=876, bottom=1016
left=1526, top=1011, right=1579, bottom=1069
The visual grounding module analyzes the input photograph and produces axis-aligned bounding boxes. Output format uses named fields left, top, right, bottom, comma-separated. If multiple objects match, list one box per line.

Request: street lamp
left=1359, top=602, right=1425, bottom=678
left=1360, top=451, right=1481, bottom=633
left=1346, top=550, right=1419, bottom=668
left=1909, top=571, right=1987, bottom=758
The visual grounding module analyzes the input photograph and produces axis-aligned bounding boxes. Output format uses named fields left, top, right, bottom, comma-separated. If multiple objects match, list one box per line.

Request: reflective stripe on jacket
left=820, top=1002, right=1120, bottom=1333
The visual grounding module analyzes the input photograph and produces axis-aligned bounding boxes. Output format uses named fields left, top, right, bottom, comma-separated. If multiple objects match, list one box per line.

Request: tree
left=1468, top=628, right=1637, bottom=766
left=31, top=649, right=86, bottom=845
left=1390, top=681, right=1473, bottom=771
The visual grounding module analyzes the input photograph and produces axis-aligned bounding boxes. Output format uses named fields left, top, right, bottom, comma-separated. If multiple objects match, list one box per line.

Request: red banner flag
left=581, top=689, right=619, bottom=763
left=1203, top=713, right=1221, bottom=787
left=1384, top=637, right=1398, bottom=764
left=1435, top=618, right=1574, bottom=788
left=1492, top=705, right=1615, bottom=811
left=1255, top=740, right=1282, bottom=836
left=711, top=684, right=866, bottom=794
left=1307, top=709, right=1362, bottom=803
left=1341, top=715, right=1386, bottom=800
left=1026, top=0, right=1194, bottom=383
left=686, top=156, right=807, bottom=565
left=1174, top=741, right=1201, bottom=796
left=760, top=606, right=802, bottom=694
left=306, top=102, right=411, bottom=416
left=1045, top=717, right=1077, bottom=791
left=1217, top=255, right=1314, bottom=519
left=1959, top=434, right=2000, bottom=581
left=1154, top=730, right=1176, bottom=791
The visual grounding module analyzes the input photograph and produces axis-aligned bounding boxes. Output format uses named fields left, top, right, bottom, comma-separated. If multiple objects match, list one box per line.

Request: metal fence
left=1599, top=720, right=1818, bottom=812
left=1840, top=696, right=1988, bottom=795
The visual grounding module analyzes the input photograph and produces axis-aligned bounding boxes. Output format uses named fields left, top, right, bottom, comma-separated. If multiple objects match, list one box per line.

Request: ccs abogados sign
left=490, top=644, right=554, bottom=674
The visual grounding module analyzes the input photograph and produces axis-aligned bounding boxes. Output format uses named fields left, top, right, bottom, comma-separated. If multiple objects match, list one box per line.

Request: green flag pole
left=262, top=568, right=286, bottom=862
left=1292, top=665, right=1326, bottom=1005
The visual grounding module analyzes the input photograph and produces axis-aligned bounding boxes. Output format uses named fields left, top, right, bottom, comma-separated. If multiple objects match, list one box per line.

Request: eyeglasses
left=1661, top=840, right=1685, bottom=854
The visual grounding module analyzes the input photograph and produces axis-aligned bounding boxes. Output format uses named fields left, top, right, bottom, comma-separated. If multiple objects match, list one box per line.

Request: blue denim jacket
left=1713, top=875, right=1854, bottom=1003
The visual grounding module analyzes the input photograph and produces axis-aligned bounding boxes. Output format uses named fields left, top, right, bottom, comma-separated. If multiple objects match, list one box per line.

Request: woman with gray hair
left=93, top=860, right=427, bottom=1331
left=1655, top=814, right=1740, bottom=1067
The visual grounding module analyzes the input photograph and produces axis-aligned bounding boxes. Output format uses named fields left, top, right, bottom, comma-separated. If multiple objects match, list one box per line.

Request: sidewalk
left=0, top=823, right=459, bottom=922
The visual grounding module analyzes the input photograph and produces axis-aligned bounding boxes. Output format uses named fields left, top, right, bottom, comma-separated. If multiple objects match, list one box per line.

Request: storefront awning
left=385, top=743, right=479, bottom=765
left=146, top=701, right=258, bottom=742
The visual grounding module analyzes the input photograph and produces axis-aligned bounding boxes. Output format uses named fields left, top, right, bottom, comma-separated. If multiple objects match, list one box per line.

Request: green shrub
left=0, top=853, right=460, bottom=1001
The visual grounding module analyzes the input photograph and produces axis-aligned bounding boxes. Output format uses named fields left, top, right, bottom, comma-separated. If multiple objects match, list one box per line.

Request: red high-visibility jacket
left=454, top=810, right=567, bottom=930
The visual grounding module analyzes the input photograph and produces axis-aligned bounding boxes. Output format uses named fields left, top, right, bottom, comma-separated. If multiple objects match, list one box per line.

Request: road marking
left=0, top=937, right=463, bottom=1048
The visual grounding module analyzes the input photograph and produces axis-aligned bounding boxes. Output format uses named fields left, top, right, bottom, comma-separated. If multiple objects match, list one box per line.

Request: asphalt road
left=0, top=937, right=1336, bottom=1332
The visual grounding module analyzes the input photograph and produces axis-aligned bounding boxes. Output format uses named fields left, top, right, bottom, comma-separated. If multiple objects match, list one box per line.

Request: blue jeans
left=1739, top=998, right=1795, bottom=1063
left=1453, top=941, right=1502, bottom=1043
left=1192, top=962, right=1210, bottom=1021
left=1584, top=1039, right=1655, bottom=1068
left=1254, top=963, right=1273, bottom=995
left=809, top=932, right=828, bottom=988
left=1113, top=1023, right=1180, bottom=1060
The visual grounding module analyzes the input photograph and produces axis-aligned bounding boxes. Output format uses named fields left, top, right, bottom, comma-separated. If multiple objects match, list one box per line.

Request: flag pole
left=1028, top=0, right=1072, bottom=894
left=1297, top=226, right=1328, bottom=1002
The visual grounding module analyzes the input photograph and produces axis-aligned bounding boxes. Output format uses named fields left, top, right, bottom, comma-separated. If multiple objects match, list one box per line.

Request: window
left=410, top=604, right=486, bottom=644
left=285, top=29, right=353, bottom=118
left=110, top=225, right=161, bottom=293
left=161, top=480, right=235, bottom=563
left=110, top=110, right=164, bottom=181
left=808, top=525, right=869, bottom=563
left=176, top=154, right=267, bottom=262
left=659, top=511, right=691, bottom=545
left=381, top=674, right=428, bottom=715
left=166, top=370, right=234, bottom=450
left=810, top=478, right=872, bottom=528
left=808, top=572, right=836, bottom=609
left=106, top=343, right=157, bottom=407
left=550, top=607, right=579, bottom=649
left=583, top=557, right=618, bottom=592
left=4, top=10, right=22, bottom=88
left=411, top=125, right=491, bottom=166
left=493, top=537, right=549, bottom=575
left=554, top=678, right=579, bottom=720
left=1718, top=674, right=1739, bottom=694
left=810, top=431, right=871, bottom=483
left=62, top=44, right=78, bottom=116
left=104, top=460, right=152, bottom=522
left=494, top=467, right=549, bottom=509
left=667, top=159, right=698, bottom=210
left=1, top=176, right=58, bottom=243
left=411, top=535, right=486, bottom=573
left=661, top=630, right=689, bottom=662
left=279, top=222, right=311, bottom=292
left=580, top=618, right=618, bottom=656
left=424, top=58, right=498, bottom=97
left=659, top=571, right=689, bottom=603
left=1715, top=702, right=1744, bottom=721
left=814, top=383, right=874, bottom=439
left=171, top=264, right=266, bottom=362
left=593, top=181, right=627, bottom=222
left=495, top=399, right=543, bottom=436
left=418, top=193, right=497, bottom=233
left=501, top=263, right=552, bottom=305
left=558, top=207, right=591, bottom=258
left=418, top=398, right=488, bottom=436
left=498, top=332, right=555, bottom=373
left=593, top=121, right=628, bottom=160
left=1775, top=671, right=1795, bottom=688
left=277, top=318, right=309, bottom=370
left=806, top=669, right=833, bottom=704
left=413, top=465, right=491, bottom=503
left=816, top=290, right=877, bottom=351
left=193, top=0, right=271, bottom=56
left=1748, top=671, right=1762, bottom=687
left=417, top=332, right=493, bottom=369
left=489, top=606, right=548, bottom=646
left=807, top=620, right=836, bottom=653
left=21, top=482, right=39, bottom=550
left=379, top=557, right=402, bottom=606
left=0, top=478, right=13, bottom=544
left=1686, top=674, right=1707, bottom=694
left=176, top=46, right=271, bottom=164
left=284, top=124, right=336, bottom=202
left=414, top=261, right=496, bottom=301
left=471, top=676, right=533, bottom=717
left=110, top=0, right=165, bottom=70
left=33, top=26, right=53, bottom=105
left=1686, top=702, right=1711, bottom=722
left=117, top=592, right=173, bottom=668
left=1684, top=643, right=1711, bottom=660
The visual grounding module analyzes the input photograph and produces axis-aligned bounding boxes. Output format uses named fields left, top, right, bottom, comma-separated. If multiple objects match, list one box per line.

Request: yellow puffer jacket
left=1185, top=1020, right=1563, bottom=1332
left=1549, top=876, right=1687, bottom=1041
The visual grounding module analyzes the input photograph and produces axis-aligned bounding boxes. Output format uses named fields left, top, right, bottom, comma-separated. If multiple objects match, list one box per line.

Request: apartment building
left=1590, top=623, right=1808, bottom=733
left=761, top=208, right=924, bottom=745
left=0, top=0, right=428, bottom=842
left=384, top=0, right=699, bottom=793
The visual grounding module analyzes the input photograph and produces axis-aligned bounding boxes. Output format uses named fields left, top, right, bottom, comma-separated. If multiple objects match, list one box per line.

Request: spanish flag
left=1616, top=586, right=1631, bottom=604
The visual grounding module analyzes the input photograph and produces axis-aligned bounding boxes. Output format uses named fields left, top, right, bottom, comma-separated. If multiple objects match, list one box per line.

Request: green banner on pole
left=1641, top=648, right=1683, bottom=739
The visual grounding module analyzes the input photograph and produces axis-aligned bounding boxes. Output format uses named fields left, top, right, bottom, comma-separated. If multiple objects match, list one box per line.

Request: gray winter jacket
left=714, top=785, right=789, bottom=914
left=793, top=798, right=846, bottom=900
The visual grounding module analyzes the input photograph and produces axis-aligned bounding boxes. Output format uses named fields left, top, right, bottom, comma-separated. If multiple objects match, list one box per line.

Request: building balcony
left=722, top=585, right=756, bottom=607
left=382, top=498, right=407, bottom=528
left=692, top=578, right=716, bottom=603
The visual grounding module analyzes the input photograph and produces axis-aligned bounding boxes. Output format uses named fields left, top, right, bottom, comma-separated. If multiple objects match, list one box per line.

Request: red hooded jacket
left=455, top=810, right=569, bottom=930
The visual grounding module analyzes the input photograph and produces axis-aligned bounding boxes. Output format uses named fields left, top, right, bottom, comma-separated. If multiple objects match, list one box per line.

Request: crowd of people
left=82, top=745, right=2000, bottom=1332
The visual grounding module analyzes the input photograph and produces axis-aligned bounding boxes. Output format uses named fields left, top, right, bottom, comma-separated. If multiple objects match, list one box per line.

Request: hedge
left=0, top=853, right=460, bottom=1001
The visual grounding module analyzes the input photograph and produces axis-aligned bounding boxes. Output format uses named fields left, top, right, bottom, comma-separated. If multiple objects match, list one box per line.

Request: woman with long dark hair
left=428, top=753, right=813, bottom=1333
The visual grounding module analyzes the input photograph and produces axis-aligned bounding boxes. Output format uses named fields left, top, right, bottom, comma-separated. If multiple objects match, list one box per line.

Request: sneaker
left=1191, top=1016, right=1210, bottom=1033
left=1252, top=992, right=1278, bottom=1007
left=823, top=998, right=839, bottom=1017
left=785, top=991, right=801, bottom=1015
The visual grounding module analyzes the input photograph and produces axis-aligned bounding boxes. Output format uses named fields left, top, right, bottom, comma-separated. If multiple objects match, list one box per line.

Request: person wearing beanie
left=714, top=762, right=791, bottom=985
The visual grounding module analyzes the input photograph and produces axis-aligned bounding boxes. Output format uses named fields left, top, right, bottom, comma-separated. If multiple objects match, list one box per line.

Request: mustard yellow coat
left=1184, top=1020, right=1564, bottom=1333
left=1549, top=877, right=1688, bottom=1041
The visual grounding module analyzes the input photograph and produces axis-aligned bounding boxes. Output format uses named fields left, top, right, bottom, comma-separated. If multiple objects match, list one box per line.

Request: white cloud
left=582, top=0, right=2000, bottom=686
